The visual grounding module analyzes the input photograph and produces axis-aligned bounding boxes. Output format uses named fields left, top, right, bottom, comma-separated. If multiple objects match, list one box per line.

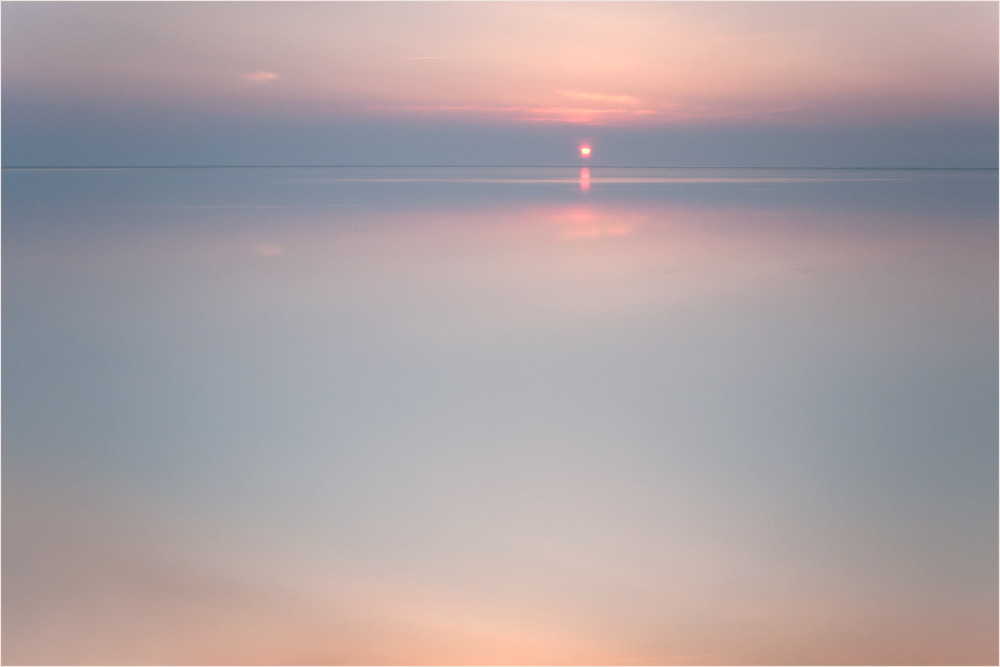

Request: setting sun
left=579, top=145, right=591, bottom=158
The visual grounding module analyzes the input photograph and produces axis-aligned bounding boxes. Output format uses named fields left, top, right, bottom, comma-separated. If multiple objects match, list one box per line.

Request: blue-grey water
left=3, top=167, right=997, bottom=665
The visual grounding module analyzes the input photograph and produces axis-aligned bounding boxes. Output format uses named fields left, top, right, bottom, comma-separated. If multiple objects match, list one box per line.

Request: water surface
left=4, top=167, right=997, bottom=665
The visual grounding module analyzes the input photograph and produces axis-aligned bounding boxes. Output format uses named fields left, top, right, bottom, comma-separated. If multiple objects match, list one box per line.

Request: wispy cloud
left=369, top=104, right=661, bottom=125
left=363, top=100, right=807, bottom=126
left=252, top=243, right=283, bottom=257
left=241, top=70, right=279, bottom=82
left=557, top=90, right=641, bottom=105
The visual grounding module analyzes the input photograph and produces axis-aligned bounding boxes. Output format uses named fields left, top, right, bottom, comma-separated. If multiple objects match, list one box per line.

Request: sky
left=3, top=1, right=998, bottom=167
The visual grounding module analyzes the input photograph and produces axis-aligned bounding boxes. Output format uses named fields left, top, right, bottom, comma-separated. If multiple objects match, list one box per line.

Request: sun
left=579, top=144, right=592, bottom=158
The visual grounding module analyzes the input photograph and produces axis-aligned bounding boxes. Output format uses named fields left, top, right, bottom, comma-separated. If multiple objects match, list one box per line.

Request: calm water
left=3, top=167, right=998, bottom=664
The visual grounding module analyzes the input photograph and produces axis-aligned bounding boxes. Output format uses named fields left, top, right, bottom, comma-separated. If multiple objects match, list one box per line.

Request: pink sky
left=4, top=2, right=997, bottom=126
left=3, top=2, right=996, bottom=166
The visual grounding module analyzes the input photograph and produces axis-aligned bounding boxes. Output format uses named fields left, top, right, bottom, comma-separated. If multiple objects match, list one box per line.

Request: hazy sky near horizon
left=3, top=2, right=998, bottom=167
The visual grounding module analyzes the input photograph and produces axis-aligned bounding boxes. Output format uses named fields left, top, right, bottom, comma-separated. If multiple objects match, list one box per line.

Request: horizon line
left=3, top=165, right=997, bottom=171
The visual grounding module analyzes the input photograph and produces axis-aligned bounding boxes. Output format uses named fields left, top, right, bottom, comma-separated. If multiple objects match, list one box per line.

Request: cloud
left=252, top=243, right=283, bottom=256
left=241, top=70, right=279, bottom=82
left=368, top=104, right=662, bottom=125
left=557, top=90, right=641, bottom=105
left=363, top=100, right=810, bottom=127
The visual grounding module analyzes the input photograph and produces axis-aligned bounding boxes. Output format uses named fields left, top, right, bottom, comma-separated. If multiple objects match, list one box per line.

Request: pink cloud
left=251, top=243, right=283, bottom=256
left=361, top=101, right=804, bottom=126
left=557, top=90, right=641, bottom=105
left=241, top=70, right=279, bottom=82
left=368, top=104, right=663, bottom=125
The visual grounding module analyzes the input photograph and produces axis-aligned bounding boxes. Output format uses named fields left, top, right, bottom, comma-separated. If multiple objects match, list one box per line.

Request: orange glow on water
left=580, top=145, right=592, bottom=158
left=580, top=168, right=590, bottom=191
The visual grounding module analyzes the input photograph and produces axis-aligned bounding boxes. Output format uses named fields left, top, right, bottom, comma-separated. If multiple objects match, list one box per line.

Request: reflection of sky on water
left=3, top=168, right=997, bottom=664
